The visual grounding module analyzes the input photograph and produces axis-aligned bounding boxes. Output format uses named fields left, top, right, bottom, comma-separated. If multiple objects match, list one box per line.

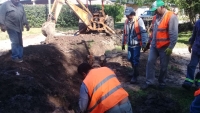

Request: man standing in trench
left=0, top=0, right=29, bottom=63
left=122, top=7, right=148, bottom=84
left=77, top=63, right=133, bottom=113
left=142, top=0, right=178, bottom=90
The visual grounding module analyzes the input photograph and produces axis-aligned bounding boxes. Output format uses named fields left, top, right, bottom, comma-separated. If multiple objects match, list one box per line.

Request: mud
left=0, top=32, right=193, bottom=112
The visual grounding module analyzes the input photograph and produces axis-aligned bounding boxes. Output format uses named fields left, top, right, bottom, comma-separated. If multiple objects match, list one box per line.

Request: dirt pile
left=0, top=44, right=85, bottom=113
left=133, top=92, right=181, bottom=113
left=0, top=34, right=120, bottom=113
left=0, top=32, right=191, bottom=112
left=0, top=69, right=54, bottom=113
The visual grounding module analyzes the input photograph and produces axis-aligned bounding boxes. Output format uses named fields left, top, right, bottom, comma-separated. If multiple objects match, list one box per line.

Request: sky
left=0, top=0, right=8, bottom=4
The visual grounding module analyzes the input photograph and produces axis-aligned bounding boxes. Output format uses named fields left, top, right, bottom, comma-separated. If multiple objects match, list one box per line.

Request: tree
left=166, top=0, right=200, bottom=24
left=104, top=4, right=124, bottom=23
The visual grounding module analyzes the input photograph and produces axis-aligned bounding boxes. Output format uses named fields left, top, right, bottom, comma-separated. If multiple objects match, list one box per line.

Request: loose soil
left=0, top=31, right=195, bottom=113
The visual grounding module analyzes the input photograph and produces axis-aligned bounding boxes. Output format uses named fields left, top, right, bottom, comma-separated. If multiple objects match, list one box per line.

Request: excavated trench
left=0, top=31, right=190, bottom=113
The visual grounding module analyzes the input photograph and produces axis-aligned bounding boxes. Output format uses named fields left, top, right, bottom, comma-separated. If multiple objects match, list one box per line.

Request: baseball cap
left=150, top=0, right=165, bottom=11
left=124, top=7, right=135, bottom=15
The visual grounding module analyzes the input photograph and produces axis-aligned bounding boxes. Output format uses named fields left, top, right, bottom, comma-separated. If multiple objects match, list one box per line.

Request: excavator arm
left=42, top=0, right=115, bottom=38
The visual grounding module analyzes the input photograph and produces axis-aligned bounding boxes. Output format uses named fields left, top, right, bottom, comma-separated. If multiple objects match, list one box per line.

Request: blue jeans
left=7, top=29, right=23, bottom=60
left=190, top=93, right=200, bottom=113
left=146, top=46, right=169, bottom=85
left=127, top=46, right=141, bottom=67
left=183, top=52, right=200, bottom=86
left=105, top=100, right=133, bottom=113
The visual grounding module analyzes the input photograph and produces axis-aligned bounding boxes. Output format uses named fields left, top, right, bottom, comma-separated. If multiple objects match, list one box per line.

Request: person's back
left=77, top=63, right=133, bottom=113
left=84, top=67, right=129, bottom=113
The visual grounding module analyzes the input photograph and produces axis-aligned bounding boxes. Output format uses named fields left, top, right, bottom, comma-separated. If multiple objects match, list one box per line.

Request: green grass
left=0, top=28, right=42, bottom=40
left=0, top=27, right=79, bottom=41
left=115, top=22, right=124, bottom=29
left=127, top=87, right=194, bottom=113
left=175, top=31, right=192, bottom=48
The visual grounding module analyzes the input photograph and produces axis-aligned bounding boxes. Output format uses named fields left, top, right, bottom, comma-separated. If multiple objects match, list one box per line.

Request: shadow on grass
left=176, top=31, right=192, bottom=48
left=127, top=87, right=194, bottom=113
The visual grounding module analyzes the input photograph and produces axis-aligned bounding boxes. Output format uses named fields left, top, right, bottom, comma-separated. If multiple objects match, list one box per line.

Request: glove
left=122, top=45, right=125, bottom=50
left=25, top=24, right=30, bottom=31
left=143, top=42, right=150, bottom=52
left=0, top=25, right=6, bottom=32
left=188, top=44, right=192, bottom=53
left=165, top=48, right=172, bottom=55
left=26, top=24, right=30, bottom=31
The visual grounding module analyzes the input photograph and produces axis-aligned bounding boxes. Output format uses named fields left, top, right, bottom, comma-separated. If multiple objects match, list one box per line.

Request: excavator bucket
left=41, top=0, right=65, bottom=39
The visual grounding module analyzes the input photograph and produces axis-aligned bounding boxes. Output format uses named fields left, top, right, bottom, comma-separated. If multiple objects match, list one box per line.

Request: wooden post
left=48, top=0, right=51, bottom=14
left=32, top=0, right=35, bottom=5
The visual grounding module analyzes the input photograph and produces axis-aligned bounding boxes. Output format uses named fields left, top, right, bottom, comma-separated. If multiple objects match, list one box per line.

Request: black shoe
left=130, top=77, right=137, bottom=84
left=12, top=58, right=23, bottom=63
left=141, top=83, right=156, bottom=90
left=182, top=83, right=191, bottom=90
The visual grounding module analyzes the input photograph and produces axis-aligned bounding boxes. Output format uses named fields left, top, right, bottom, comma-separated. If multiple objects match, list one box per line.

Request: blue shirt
left=79, top=83, right=89, bottom=112
left=189, top=19, right=200, bottom=55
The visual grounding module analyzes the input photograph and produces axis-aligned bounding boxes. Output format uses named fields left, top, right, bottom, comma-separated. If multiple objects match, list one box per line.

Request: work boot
left=130, top=66, right=139, bottom=84
left=195, top=72, right=200, bottom=88
left=182, top=83, right=191, bottom=90
left=141, top=83, right=156, bottom=90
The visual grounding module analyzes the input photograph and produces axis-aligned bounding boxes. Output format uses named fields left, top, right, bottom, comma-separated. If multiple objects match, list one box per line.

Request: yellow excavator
left=42, top=0, right=116, bottom=38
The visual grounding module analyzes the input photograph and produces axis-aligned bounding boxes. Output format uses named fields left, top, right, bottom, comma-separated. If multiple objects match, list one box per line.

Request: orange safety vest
left=83, top=67, right=128, bottom=113
left=123, top=16, right=142, bottom=46
left=149, top=11, right=174, bottom=48
left=194, top=89, right=200, bottom=96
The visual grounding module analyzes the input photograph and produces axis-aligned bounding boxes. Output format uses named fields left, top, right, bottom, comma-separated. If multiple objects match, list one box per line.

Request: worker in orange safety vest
left=142, top=0, right=178, bottom=90
left=122, top=7, right=148, bottom=84
left=77, top=63, right=133, bottom=113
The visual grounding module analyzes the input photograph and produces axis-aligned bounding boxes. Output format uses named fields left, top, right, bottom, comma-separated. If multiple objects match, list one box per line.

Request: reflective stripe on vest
left=83, top=67, right=128, bottom=113
left=194, top=89, right=200, bottom=96
left=185, top=78, right=194, bottom=83
left=123, top=16, right=142, bottom=45
left=149, top=11, right=174, bottom=48
left=196, top=79, right=200, bottom=83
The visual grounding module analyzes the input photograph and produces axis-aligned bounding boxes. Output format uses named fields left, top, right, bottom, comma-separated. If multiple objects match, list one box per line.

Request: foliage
left=116, top=0, right=154, bottom=6
left=24, top=4, right=124, bottom=28
left=104, top=4, right=124, bottom=23
left=24, top=5, right=79, bottom=28
left=164, top=0, right=200, bottom=24
left=56, top=6, right=79, bottom=28
left=24, top=5, right=48, bottom=28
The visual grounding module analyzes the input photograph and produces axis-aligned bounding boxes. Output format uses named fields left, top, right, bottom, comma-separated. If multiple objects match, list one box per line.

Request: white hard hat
left=124, top=7, right=135, bottom=15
